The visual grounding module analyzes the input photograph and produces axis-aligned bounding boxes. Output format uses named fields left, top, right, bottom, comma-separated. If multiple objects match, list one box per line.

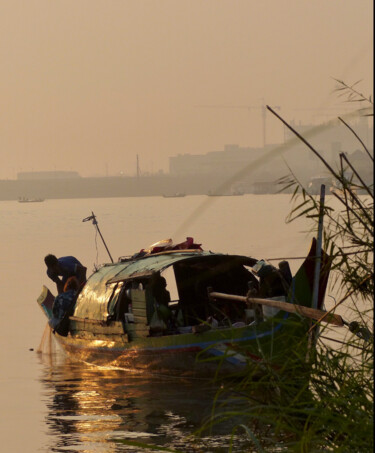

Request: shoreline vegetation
left=196, top=81, right=373, bottom=452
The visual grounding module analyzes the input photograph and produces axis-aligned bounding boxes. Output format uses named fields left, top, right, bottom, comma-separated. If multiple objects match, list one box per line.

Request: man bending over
left=44, top=254, right=87, bottom=294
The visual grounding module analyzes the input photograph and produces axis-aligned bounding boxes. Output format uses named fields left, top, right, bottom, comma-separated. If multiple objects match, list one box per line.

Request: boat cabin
left=69, top=250, right=289, bottom=341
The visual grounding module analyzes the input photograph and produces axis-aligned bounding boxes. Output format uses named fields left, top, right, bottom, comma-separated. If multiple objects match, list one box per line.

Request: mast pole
left=83, top=211, right=114, bottom=263
left=312, top=184, right=325, bottom=310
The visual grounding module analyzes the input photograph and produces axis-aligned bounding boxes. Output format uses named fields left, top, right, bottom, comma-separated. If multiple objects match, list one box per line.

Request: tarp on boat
left=73, top=251, right=210, bottom=321
left=73, top=251, right=258, bottom=321
left=107, top=251, right=210, bottom=284
left=73, top=264, right=124, bottom=320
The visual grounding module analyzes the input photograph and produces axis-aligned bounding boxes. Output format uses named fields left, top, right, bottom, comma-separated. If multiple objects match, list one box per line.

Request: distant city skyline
left=9, top=114, right=373, bottom=181
left=0, top=1, right=372, bottom=180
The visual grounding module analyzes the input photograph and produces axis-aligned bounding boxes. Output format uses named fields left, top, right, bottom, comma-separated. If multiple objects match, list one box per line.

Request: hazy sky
left=0, top=1, right=373, bottom=178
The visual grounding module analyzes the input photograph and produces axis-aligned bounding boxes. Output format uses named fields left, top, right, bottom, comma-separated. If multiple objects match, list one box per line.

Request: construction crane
left=195, top=99, right=281, bottom=147
left=292, top=106, right=362, bottom=122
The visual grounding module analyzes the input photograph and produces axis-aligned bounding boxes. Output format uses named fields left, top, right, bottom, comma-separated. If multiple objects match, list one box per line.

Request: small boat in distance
left=37, top=236, right=332, bottom=377
left=207, top=189, right=244, bottom=196
left=162, top=192, right=186, bottom=198
left=18, top=196, right=45, bottom=203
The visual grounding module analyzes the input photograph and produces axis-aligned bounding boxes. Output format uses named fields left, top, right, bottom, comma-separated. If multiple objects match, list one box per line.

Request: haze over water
left=0, top=1, right=372, bottom=179
left=0, top=0, right=372, bottom=450
left=0, top=194, right=347, bottom=452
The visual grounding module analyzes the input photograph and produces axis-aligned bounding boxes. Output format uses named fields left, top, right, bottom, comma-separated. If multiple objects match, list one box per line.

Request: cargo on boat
left=38, top=237, right=331, bottom=377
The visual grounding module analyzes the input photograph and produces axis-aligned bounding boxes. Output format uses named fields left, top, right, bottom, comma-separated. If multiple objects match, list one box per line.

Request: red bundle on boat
left=140, top=237, right=203, bottom=255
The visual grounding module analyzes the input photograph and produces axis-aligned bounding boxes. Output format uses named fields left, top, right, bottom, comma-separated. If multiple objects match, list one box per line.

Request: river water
left=0, top=194, right=337, bottom=452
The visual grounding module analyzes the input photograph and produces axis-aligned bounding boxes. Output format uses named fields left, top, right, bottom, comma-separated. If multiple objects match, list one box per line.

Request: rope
left=94, top=227, right=99, bottom=269
left=319, top=335, right=368, bottom=352
left=266, top=250, right=371, bottom=262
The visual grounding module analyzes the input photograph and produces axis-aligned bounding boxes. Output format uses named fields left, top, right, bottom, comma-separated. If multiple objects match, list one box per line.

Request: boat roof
left=107, top=249, right=253, bottom=284
left=74, top=249, right=258, bottom=321
left=84, top=248, right=258, bottom=293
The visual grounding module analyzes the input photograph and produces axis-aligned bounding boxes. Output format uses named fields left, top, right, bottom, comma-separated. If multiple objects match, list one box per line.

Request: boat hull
left=50, top=313, right=307, bottom=377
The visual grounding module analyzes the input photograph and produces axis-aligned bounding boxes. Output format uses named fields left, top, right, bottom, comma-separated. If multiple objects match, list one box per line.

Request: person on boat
left=44, top=254, right=87, bottom=294
left=149, top=275, right=172, bottom=334
left=255, top=261, right=287, bottom=298
left=152, top=275, right=171, bottom=307
left=49, top=276, right=80, bottom=336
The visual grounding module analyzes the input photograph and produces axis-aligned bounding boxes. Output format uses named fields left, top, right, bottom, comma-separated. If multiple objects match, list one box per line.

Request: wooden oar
left=208, top=291, right=344, bottom=327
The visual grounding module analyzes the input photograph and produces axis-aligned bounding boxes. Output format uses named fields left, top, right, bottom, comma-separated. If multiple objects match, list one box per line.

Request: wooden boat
left=37, top=238, right=331, bottom=377
left=18, top=196, right=45, bottom=203
left=162, top=192, right=186, bottom=198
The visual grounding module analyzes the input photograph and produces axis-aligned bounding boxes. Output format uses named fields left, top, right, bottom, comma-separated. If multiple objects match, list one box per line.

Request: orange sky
left=0, top=1, right=373, bottom=178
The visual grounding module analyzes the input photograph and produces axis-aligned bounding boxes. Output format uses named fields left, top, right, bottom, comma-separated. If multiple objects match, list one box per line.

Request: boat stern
left=37, top=285, right=55, bottom=320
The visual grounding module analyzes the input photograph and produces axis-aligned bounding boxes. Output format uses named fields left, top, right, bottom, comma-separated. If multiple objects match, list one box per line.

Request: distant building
left=169, top=144, right=270, bottom=177
left=17, top=171, right=81, bottom=180
left=169, top=118, right=373, bottom=188
left=285, top=116, right=373, bottom=163
left=252, top=181, right=279, bottom=194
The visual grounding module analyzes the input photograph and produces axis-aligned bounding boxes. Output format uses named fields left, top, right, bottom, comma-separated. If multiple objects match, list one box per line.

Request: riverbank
left=0, top=174, right=283, bottom=201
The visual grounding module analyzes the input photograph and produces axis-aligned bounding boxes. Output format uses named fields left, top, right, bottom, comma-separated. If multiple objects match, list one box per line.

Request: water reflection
left=39, top=351, right=252, bottom=452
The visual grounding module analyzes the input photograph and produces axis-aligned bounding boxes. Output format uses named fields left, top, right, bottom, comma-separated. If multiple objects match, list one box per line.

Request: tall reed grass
left=201, top=81, right=373, bottom=452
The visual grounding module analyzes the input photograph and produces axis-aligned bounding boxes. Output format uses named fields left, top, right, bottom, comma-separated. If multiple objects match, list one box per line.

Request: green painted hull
left=40, top=286, right=307, bottom=376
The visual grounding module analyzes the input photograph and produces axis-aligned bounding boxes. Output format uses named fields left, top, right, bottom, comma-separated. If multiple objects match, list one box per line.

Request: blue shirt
left=47, top=256, right=83, bottom=285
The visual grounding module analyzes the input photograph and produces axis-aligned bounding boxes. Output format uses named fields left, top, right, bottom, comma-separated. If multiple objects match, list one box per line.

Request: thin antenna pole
left=83, top=211, right=114, bottom=263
